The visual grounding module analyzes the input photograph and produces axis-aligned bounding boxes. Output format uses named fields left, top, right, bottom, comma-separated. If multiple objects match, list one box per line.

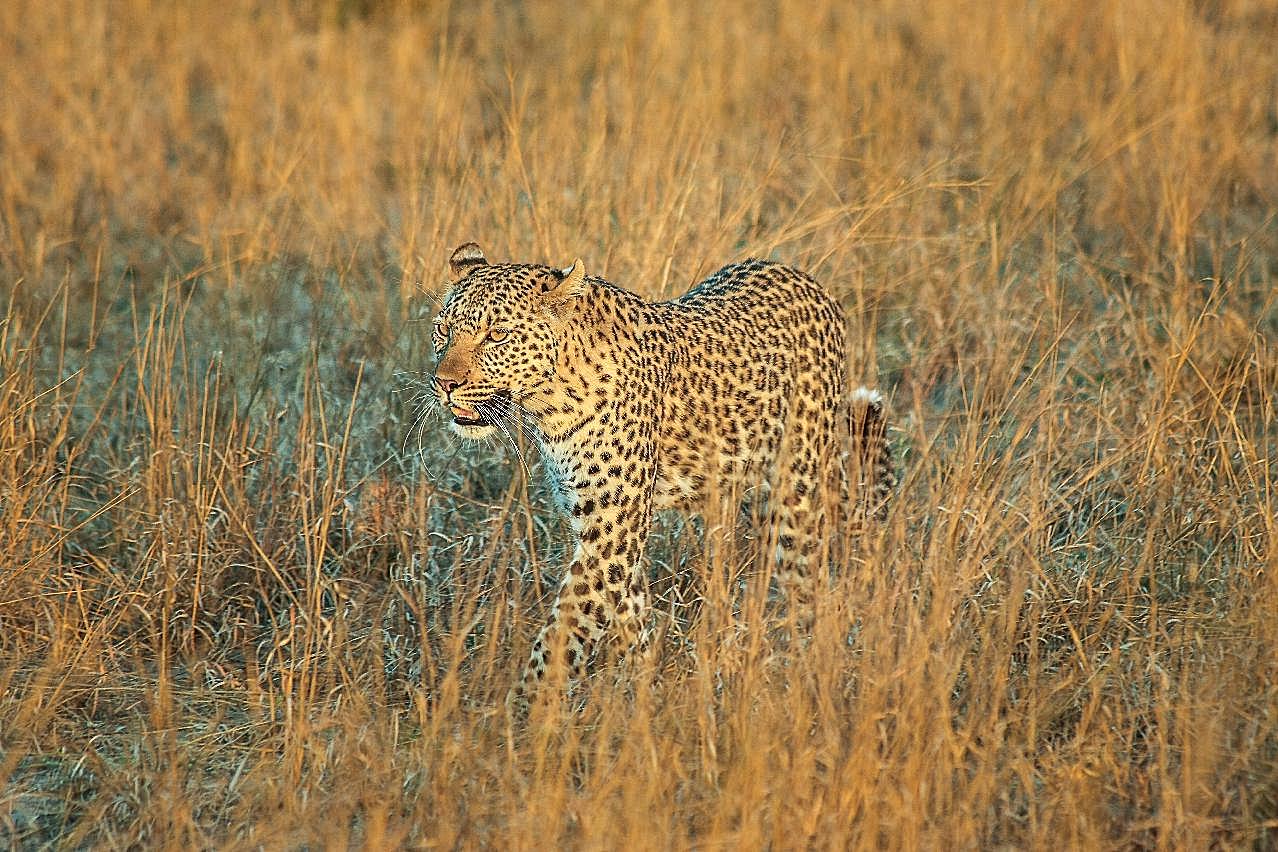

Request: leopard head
left=430, top=242, right=586, bottom=439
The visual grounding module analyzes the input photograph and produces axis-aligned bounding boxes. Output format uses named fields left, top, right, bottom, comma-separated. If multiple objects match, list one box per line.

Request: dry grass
left=3, top=0, right=1278, bottom=847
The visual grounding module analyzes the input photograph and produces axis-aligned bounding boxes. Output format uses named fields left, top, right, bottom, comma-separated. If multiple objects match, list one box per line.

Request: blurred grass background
left=2, top=0, right=1277, bottom=846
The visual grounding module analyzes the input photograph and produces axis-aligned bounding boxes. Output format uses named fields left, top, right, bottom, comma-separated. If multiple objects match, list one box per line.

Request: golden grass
left=3, top=0, right=1277, bottom=846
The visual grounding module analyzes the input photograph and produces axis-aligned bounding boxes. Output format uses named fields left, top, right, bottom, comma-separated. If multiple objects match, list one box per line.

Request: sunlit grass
left=1, top=0, right=1276, bottom=846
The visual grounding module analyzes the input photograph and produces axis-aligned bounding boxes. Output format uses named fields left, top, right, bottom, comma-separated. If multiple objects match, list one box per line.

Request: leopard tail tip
left=851, top=385, right=883, bottom=411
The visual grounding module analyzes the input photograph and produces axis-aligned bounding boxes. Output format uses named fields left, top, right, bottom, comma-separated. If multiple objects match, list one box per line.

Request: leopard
left=428, top=242, right=894, bottom=711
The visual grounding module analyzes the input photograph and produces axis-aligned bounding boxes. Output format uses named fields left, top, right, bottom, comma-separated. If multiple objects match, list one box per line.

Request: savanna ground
left=3, top=0, right=1278, bottom=847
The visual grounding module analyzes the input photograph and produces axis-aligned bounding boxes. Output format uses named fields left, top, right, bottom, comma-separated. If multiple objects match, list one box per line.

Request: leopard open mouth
left=449, top=405, right=485, bottom=426
left=445, top=391, right=513, bottom=429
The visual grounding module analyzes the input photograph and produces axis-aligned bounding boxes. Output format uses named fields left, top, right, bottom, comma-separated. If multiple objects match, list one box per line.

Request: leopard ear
left=540, top=258, right=586, bottom=304
left=449, top=242, right=487, bottom=278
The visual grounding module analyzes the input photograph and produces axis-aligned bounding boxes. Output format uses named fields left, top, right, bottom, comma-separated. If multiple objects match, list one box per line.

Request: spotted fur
left=429, top=242, right=894, bottom=710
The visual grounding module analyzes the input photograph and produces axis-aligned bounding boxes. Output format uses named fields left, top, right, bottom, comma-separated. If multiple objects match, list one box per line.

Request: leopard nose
left=435, top=376, right=462, bottom=395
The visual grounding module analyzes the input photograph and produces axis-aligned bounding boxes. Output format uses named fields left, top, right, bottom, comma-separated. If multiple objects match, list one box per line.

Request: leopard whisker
left=404, top=398, right=442, bottom=458
left=404, top=410, right=427, bottom=457
left=476, top=398, right=533, bottom=480
left=486, top=394, right=543, bottom=446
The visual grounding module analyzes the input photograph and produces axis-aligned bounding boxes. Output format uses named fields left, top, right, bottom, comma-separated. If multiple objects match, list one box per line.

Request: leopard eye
left=487, top=327, right=511, bottom=344
left=433, top=320, right=451, bottom=350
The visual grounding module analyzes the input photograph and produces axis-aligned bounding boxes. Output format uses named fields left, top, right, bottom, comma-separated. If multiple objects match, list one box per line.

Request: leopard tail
left=849, top=386, right=895, bottom=518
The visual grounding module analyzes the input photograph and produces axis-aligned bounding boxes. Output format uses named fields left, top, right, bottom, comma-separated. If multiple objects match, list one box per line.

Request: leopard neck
left=524, top=282, right=646, bottom=448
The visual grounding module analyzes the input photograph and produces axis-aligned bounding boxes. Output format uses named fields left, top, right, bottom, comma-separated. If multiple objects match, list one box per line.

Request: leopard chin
left=449, top=419, right=497, bottom=439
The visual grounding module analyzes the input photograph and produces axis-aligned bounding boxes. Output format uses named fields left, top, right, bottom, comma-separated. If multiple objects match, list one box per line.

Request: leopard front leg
left=508, top=493, right=653, bottom=712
